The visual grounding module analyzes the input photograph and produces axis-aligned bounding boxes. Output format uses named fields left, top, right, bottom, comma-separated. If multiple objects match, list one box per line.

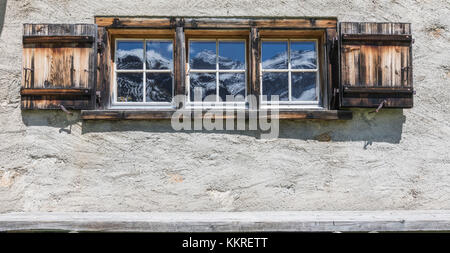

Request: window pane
left=116, top=41, right=144, bottom=70
left=219, top=41, right=245, bottom=70
left=117, top=73, right=143, bottom=102
left=146, top=73, right=173, bottom=102
left=262, top=72, right=288, bottom=101
left=146, top=41, right=173, bottom=70
left=189, top=41, right=216, bottom=69
left=291, top=41, right=317, bottom=69
left=190, top=73, right=216, bottom=102
left=219, top=73, right=245, bottom=102
left=262, top=41, right=288, bottom=69
left=292, top=72, right=317, bottom=101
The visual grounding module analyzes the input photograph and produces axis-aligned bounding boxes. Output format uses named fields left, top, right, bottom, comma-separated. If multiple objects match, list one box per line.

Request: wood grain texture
left=95, top=17, right=336, bottom=29
left=81, top=109, right=352, bottom=120
left=21, top=24, right=97, bottom=110
left=1, top=211, right=450, bottom=232
left=339, top=22, right=413, bottom=108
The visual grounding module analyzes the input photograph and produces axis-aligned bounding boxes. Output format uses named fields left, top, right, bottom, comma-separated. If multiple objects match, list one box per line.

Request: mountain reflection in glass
left=262, top=72, right=289, bottom=101
left=116, top=41, right=144, bottom=70
left=290, top=41, right=317, bottom=69
left=190, top=73, right=216, bottom=102
left=189, top=41, right=216, bottom=69
left=117, top=73, right=143, bottom=102
left=219, top=42, right=245, bottom=70
left=146, top=73, right=173, bottom=102
left=219, top=73, right=245, bottom=102
left=262, top=41, right=288, bottom=69
left=292, top=72, right=317, bottom=101
left=146, top=41, right=173, bottom=70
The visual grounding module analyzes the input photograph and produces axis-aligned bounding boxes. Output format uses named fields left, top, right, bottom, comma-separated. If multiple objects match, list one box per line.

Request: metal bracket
left=60, top=104, right=73, bottom=115
left=369, top=100, right=387, bottom=114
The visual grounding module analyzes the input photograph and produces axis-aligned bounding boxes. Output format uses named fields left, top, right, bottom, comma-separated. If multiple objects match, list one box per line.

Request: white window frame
left=187, top=38, right=248, bottom=109
left=260, top=39, right=322, bottom=109
left=112, top=38, right=175, bottom=109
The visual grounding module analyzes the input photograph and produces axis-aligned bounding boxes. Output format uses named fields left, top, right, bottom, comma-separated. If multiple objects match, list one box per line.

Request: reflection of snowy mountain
left=146, top=50, right=172, bottom=70
left=117, top=49, right=143, bottom=69
left=116, top=49, right=173, bottom=70
left=262, top=50, right=316, bottom=69
left=262, top=49, right=317, bottom=101
left=190, top=50, right=245, bottom=101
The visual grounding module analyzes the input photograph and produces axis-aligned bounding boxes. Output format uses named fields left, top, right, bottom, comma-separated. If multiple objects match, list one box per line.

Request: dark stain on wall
left=0, top=0, right=6, bottom=36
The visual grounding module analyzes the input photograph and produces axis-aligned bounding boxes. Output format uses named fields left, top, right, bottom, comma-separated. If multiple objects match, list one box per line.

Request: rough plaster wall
left=0, top=0, right=449, bottom=212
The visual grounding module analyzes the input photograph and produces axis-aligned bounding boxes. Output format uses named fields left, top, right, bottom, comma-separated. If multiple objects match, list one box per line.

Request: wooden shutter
left=339, top=22, right=413, bottom=108
left=21, top=24, right=97, bottom=110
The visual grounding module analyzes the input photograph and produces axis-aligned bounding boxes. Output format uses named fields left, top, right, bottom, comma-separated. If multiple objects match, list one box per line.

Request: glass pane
left=116, top=41, right=144, bottom=70
left=291, top=41, right=317, bottom=69
left=262, top=72, right=288, bottom=101
left=219, top=73, right=245, bottom=102
left=190, top=73, right=216, bottom=102
left=117, top=73, right=143, bottom=102
left=292, top=72, right=317, bottom=101
left=262, top=41, right=288, bottom=69
left=146, top=41, right=173, bottom=70
left=189, top=41, right=216, bottom=69
left=219, top=41, right=245, bottom=70
left=146, top=73, right=173, bottom=102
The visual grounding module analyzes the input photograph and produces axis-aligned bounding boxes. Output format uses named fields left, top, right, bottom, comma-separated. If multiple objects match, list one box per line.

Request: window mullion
left=288, top=39, right=291, bottom=102
left=216, top=39, right=219, bottom=103
left=143, top=40, right=147, bottom=103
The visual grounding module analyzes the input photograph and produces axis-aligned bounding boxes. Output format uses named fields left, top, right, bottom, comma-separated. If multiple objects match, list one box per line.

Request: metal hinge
left=97, top=42, right=104, bottom=54
left=96, top=91, right=101, bottom=107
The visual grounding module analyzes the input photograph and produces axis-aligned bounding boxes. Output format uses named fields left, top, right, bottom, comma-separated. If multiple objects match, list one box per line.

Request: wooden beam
left=23, top=36, right=95, bottom=44
left=20, top=88, right=92, bottom=96
left=343, top=86, right=414, bottom=94
left=81, top=109, right=352, bottom=120
left=174, top=26, right=186, bottom=108
left=249, top=27, right=260, bottom=110
left=1, top=211, right=450, bottom=232
left=95, top=17, right=337, bottom=29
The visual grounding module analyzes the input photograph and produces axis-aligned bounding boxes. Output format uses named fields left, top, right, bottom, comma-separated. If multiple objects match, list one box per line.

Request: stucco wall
left=0, top=0, right=449, bottom=212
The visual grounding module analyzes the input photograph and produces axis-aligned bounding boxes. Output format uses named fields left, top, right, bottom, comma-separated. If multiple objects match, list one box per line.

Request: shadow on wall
left=21, top=109, right=406, bottom=144
left=0, top=0, right=6, bottom=36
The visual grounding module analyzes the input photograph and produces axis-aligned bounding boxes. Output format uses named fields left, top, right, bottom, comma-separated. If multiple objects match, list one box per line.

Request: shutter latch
left=369, top=100, right=387, bottom=114
left=59, top=104, right=73, bottom=115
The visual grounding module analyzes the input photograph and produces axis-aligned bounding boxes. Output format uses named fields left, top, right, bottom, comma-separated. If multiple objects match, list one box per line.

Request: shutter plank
left=339, top=22, right=413, bottom=108
left=21, top=24, right=97, bottom=110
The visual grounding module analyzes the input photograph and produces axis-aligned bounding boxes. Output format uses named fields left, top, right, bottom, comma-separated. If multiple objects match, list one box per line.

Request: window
left=261, top=39, right=320, bottom=107
left=188, top=39, right=247, bottom=106
left=114, top=39, right=174, bottom=107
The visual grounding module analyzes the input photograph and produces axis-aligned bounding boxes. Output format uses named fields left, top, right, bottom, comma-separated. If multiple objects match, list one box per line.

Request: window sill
left=80, top=109, right=352, bottom=120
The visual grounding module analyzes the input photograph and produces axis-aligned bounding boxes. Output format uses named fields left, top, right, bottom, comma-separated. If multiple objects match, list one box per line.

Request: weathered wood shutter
left=339, top=22, right=414, bottom=108
left=21, top=24, right=97, bottom=110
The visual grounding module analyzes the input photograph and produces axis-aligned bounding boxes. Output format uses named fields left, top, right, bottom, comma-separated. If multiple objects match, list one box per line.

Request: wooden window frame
left=112, top=38, right=175, bottom=109
left=185, top=32, right=249, bottom=109
left=259, top=38, right=322, bottom=109
left=83, top=17, right=352, bottom=120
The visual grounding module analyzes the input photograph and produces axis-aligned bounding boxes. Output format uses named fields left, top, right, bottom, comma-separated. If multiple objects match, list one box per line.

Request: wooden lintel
left=95, top=17, right=337, bottom=29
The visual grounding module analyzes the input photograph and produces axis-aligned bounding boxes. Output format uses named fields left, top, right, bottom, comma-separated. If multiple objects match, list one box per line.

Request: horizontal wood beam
left=95, top=17, right=337, bottom=29
left=81, top=110, right=352, bottom=120
left=20, top=88, right=93, bottom=96
left=1, top=211, right=450, bottom=232
left=343, top=86, right=414, bottom=94
left=23, top=36, right=95, bottom=44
